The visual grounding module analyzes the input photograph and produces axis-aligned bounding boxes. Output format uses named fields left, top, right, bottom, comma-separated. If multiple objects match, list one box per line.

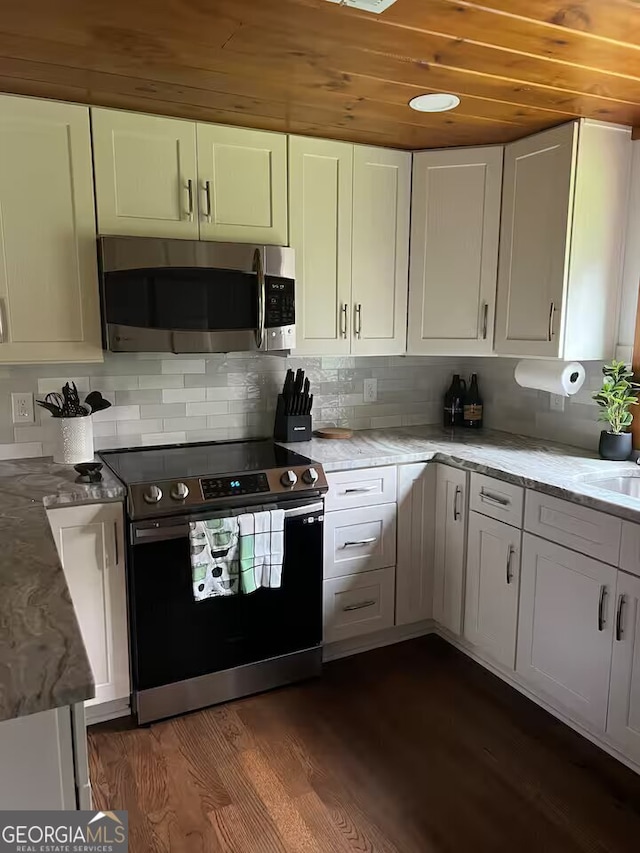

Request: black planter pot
left=598, top=430, right=633, bottom=461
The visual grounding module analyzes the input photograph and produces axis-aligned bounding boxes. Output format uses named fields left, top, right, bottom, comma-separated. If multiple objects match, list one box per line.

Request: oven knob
left=143, top=485, right=163, bottom=504
left=280, top=470, right=298, bottom=488
left=170, top=482, right=189, bottom=501
left=302, top=467, right=319, bottom=485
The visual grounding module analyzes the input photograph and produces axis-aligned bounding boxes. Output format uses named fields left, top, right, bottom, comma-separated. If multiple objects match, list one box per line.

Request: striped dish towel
left=238, top=509, right=285, bottom=593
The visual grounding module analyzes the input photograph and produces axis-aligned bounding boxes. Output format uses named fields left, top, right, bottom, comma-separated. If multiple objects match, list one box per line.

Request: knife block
left=273, top=395, right=312, bottom=442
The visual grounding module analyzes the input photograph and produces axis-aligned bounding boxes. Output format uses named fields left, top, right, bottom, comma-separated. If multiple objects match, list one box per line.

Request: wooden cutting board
left=314, top=427, right=353, bottom=440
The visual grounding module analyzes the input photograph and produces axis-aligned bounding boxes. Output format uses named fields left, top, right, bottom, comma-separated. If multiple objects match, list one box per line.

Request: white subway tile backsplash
left=139, top=375, right=184, bottom=390
left=117, top=419, right=163, bottom=435
left=93, top=405, right=140, bottom=422
left=161, top=359, right=206, bottom=375
left=93, top=421, right=118, bottom=437
left=37, top=377, right=90, bottom=394
left=141, top=431, right=187, bottom=446
left=140, top=404, right=186, bottom=419
left=162, top=388, right=206, bottom=403
left=0, top=442, right=43, bottom=459
left=115, top=389, right=162, bottom=405
left=186, top=401, right=229, bottom=416
left=163, top=416, right=208, bottom=432
left=205, top=414, right=247, bottom=429
left=90, top=375, right=139, bottom=391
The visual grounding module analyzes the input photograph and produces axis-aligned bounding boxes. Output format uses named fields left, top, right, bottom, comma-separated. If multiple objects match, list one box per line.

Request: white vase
left=53, top=417, right=94, bottom=465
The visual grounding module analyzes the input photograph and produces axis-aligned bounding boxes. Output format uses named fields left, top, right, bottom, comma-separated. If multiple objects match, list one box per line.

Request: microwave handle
left=254, top=248, right=265, bottom=349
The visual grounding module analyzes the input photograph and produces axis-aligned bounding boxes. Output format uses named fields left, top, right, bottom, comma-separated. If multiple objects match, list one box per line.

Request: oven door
left=127, top=499, right=323, bottom=699
left=99, top=236, right=295, bottom=353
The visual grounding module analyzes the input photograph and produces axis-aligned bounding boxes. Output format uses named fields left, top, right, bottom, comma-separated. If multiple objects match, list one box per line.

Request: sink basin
left=591, top=475, right=640, bottom=498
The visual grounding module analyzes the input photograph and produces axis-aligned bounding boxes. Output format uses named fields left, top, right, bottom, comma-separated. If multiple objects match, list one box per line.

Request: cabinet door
left=47, top=504, right=129, bottom=708
left=433, top=464, right=468, bottom=635
left=396, top=463, right=435, bottom=626
left=608, top=571, right=640, bottom=762
left=495, top=122, right=578, bottom=357
left=464, top=512, right=521, bottom=669
left=289, top=136, right=352, bottom=355
left=517, top=533, right=615, bottom=730
left=351, top=146, right=410, bottom=356
left=0, top=96, right=101, bottom=363
left=92, top=108, right=198, bottom=239
left=408, top=147, right=503, bottom=356
left=197, top=124, right=287, bottom=245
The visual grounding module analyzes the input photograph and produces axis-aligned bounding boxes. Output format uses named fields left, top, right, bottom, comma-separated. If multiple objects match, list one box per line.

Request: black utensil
left=307, top=394, right=313, bottom=415
left=74, top=462, right=103, bottom=484
left=294, top=369, right=304, bottom=394
left=84, top=391, right=112, bottom=413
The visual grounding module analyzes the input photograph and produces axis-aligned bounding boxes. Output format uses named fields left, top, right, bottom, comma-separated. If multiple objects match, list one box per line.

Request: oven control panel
left=201, top=473, right=270, bottom=499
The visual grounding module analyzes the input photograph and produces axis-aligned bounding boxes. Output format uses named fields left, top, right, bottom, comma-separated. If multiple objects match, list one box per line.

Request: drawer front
left=620, top=522, right=640, bottom=578
left=323, top=566, right=395, bottom=643
left=469, top=473, right=523, bottom=527
left=325, top=466, right=397, bottom=511
left=524, top=491, right=622, bottom=565
left=324, top=503, right=397, bottom=578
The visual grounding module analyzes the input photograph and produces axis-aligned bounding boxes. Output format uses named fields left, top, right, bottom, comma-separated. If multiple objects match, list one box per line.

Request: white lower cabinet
left=396, top=463, right=435, bottom=626
left=323, top=567, right=396, bottom=644
left=433, top=464, right=468, bottom=635
left=517, top=533, right=616, bottom=730
left=47, top=503, right=130, bottom=717
left=608, top=570, right=640, bottom=762
left=323, top=503, right=396, bottom=579
left=464, top=512, right=521, bottom=670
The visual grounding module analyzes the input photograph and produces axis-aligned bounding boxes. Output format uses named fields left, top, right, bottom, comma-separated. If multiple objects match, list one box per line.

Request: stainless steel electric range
left=100, top=439, right=328, bottom=725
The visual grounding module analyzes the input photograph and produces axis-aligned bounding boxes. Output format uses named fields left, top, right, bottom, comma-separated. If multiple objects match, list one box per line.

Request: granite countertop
left=0, top=458, right=125, bottom=723
left=283, top=425, right=640, bottom=524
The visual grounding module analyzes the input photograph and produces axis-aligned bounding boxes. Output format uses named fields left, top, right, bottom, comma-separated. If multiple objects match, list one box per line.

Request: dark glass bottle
left=463, top=373, right=483, bottom=429
left=443, top=374, right=465, bottom=427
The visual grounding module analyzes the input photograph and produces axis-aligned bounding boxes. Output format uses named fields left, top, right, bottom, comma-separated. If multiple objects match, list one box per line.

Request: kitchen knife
left=283, top=370, right=295, bottom=415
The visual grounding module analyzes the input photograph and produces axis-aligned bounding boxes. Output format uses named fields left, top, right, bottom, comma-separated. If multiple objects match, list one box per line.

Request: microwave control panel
left=265, top=277, right=295, bottom=328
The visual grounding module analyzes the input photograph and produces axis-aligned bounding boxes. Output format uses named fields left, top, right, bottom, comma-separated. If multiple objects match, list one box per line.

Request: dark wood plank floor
left=89, top=636, right=640, bottom=853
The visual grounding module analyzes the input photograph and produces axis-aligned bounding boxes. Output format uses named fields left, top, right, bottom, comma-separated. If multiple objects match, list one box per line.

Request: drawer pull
left=616, top=594, right=626, bottom=642
left=506, top=546, right=514, bottom=584
left=344, top=486, right=376, bottom=494
left=480, top=490, right=510, bottom=508
left=343, top=538, right=377, bottom=548
left=343, top=599, right=376, bottom=612
left=598, top=584, right=608, bottom=631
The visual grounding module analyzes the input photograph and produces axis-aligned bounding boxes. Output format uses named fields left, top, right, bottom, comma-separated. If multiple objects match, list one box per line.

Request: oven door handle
left=132, top=501, right=325, bottom=543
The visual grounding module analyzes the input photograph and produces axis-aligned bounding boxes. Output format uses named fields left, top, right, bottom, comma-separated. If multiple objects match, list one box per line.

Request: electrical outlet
left=549, top=393, right=566, bottom=413
left=11, top=392, right=34, bottom=424
left=363, top=378, right=378, bottom=403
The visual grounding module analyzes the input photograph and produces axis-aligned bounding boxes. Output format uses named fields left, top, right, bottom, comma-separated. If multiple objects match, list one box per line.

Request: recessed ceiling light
left=409, top=93, right=461, bottom=112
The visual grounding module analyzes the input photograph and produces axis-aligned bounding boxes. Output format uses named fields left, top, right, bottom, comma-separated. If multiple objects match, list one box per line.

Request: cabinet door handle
left=343, top=599, right=376, bottom=612
left=479, top=490, right=509, bottom=508
left=202, top=180, right=212, bottom=221
left=481, top=302, right=489, bottom=340
left=453, top=485, right=462, bottom=522
left=340, top=304, right=348, bottom=338
left=548, top=301, right=555, bottom=342
left=506, top=546, right=514, bottom=584
left=0, top=297, right=6, bottom=344
left=344, top=486, right=376, bottom=494
left=185, top=178, right=194, bottom=220
left=616, top=594, right=626, bottom=641
left=598, top=584, right=608, bottom=631
left=342, top=538, right=377, bottom=548
left=113, top=521, right=119, bottom=566
left=355, top=303, right=362, bottom=338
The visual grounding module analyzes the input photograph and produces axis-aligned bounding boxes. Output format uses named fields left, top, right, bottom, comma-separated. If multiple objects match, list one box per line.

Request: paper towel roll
left=514, top=360, right=585, bottom=396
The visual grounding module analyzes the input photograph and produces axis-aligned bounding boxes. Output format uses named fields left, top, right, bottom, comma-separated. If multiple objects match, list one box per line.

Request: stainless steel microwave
left=98, top=236, right=296, bottom=354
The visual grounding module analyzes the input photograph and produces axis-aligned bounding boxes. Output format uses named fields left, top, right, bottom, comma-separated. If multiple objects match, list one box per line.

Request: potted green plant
left=592, top=360, right=640, bottom=460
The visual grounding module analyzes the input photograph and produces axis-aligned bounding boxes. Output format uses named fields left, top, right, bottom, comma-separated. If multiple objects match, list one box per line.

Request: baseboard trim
left=323, top=620, right=434, bottom=662
left=86, top=697, right=131, bottom=726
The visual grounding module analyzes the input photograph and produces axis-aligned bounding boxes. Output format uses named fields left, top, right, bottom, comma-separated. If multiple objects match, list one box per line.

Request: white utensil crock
left=53, top=417, right=94, bottom=465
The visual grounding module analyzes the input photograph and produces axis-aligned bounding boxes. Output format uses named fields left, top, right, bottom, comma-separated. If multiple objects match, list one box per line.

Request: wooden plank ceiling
left=0, top=0, right=638, bottom=149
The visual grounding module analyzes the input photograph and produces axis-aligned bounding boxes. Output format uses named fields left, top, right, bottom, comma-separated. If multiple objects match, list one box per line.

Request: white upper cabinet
left=408, top=146, right=503, bottom=356
left=290, top=137, right=410, bottom=356
left=0, top=95, right=102, bottom=364
left=433, top=464, right=468, bottom=635
left=608, top=570, right=640, bottom=763
left=495, top=120, right=631, bottom=359
left=289, top=136, right=353, bottom=355
left=92, top=109, right=199, bottom=240
left=517, top=533, right=616, bottom=730
left=196, top=124, right=287, bottom=244
left=92, top=109, right=288, bottom=244
left=351, top=146, right=410, bottom=356
left=464, top=512, right=521, bottom=669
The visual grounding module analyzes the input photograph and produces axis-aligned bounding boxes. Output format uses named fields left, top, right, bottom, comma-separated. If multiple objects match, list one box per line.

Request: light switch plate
left=549, top=393, right=566, bottom=413
left=11, top=392, right=35, bottom=424
left=363, top=378, right=378, bottom=403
